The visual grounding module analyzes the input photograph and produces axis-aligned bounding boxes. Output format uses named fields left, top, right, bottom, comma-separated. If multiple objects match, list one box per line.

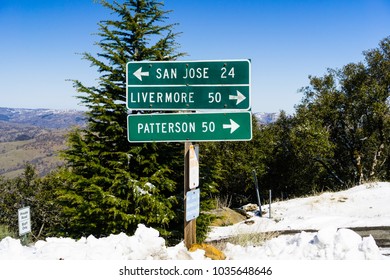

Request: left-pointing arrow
left=223, top=119, right=240, bottom=133
left=133, top=67, right=149, bottom=81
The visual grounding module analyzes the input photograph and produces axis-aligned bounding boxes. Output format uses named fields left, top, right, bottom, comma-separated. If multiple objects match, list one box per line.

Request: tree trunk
left=370, top=143, right=385, bottom=178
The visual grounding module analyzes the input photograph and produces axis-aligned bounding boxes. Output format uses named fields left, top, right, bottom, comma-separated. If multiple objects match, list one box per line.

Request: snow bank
left=0, top=224, right=169, bottom=260
left=0, top=182, right=389, bottom=260
left=223, top=227, right=385, bottom=260
left=208, top=182, right=390, bottom=239
left=0, top=225, right=387, bottom=260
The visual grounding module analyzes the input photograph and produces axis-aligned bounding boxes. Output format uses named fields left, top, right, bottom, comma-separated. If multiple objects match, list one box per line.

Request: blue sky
left=1, top=0, right=389, bottom=114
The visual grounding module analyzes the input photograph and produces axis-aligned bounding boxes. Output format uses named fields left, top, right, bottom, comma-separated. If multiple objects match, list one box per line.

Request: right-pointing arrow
left=223, top=119, right=240, bottom=133
left=229, top=90, right=246, bottom=105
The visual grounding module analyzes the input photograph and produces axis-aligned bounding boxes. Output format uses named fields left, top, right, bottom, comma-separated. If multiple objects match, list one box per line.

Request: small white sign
left=186, top=189, right=200, bottom=222
left=189, top=144, right=199, bottom=189
left=18, top=206, right=31, bottom=236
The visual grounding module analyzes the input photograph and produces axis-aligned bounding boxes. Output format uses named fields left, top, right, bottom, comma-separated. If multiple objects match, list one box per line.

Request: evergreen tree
left=199, top=114, right=266, bottom=207
left=256, top=37, right=390, bottom=198
left=57, top=0, right=185, bottom=239
left=295, top=36, right=390, bottom=188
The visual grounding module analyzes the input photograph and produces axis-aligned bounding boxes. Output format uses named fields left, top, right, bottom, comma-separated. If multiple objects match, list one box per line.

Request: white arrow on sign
left=133, top=67, right=150, bottom=81
left=223, top=119, right=240, bottom=133
left=229, top=90, right=246, bottom=105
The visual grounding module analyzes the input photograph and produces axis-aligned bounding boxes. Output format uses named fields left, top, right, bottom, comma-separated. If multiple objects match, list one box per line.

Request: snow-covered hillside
left=0, top=107, right=85, bottom=129
left=0, top=182, right=389, bottom=260
left=254, top=112, right=279, bottom=125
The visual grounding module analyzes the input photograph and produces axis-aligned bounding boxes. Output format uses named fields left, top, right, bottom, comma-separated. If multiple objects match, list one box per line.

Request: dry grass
left=210, top=231, right=280, bottom=251
left=0, top=129, right=67, bottom=178
left=213, top=195, right=232, bottom=209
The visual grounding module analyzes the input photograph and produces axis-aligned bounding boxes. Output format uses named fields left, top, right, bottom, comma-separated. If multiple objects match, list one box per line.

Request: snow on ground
left=207, top=181, right=390, bottom=240
left=0, top=182, right=389, bottom=260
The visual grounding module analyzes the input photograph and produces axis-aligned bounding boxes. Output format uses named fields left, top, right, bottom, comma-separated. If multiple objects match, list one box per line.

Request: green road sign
left=127, top=85, right=249, bottom=110
left=127, top=60, right=250, bottom=85
left=127, top=111, right=252, bottom=142
left=126, top=60, right=250, bottom=110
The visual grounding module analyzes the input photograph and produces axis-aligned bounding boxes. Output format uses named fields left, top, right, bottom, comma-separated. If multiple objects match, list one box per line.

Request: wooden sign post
left=184, top=142, right=197, bottom=248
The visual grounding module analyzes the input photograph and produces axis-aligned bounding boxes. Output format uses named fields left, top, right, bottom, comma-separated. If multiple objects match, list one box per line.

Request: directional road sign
left=127, top=111, right=252, bottom=142
left=126, top=60, right=251, bottom=110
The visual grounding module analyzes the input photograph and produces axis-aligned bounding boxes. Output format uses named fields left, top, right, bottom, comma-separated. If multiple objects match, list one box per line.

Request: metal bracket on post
left=252, top=170, right=262, bottom=217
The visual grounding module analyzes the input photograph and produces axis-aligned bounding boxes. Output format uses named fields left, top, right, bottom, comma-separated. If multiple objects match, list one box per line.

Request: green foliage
left=0, top=224, right=15, bottom=239
left=55, top=0, right=201, bottom=241
left=257, top=36, right=390, bottom=198
left=0, top=164, right=62, bottom=240
left=259, top=111, right=335, bottom=198
left=199, top=115, right=266, bottom=207
left=55, top=166, right=177, bottom=238
left=296, top=36, right=390, bottom=188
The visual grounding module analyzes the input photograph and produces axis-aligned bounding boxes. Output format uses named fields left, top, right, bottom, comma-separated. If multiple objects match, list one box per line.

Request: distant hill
left=0, top=127, right=68, bottom=178
left=0, top=107, right=85, bottom=178
left=0, top=107, right=85, bottom=129
left=254, top=112, right=279, bottom=125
